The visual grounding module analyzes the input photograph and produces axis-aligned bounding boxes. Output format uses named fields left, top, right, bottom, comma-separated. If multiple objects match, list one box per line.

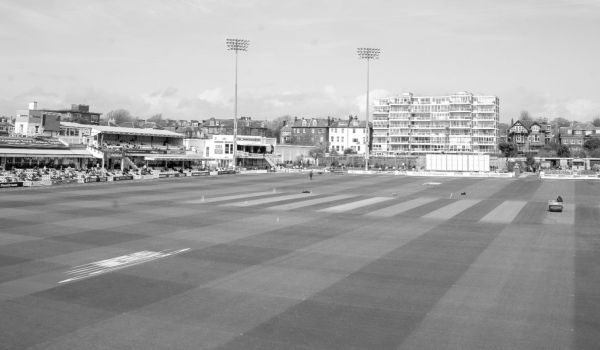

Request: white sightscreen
left=426, top=154, right=490, bottom=172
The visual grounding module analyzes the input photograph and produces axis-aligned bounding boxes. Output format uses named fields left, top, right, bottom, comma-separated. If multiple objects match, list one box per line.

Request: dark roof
left=292, top=118, right=330, bottom=128
left=330, top=117, right=365, bottom=128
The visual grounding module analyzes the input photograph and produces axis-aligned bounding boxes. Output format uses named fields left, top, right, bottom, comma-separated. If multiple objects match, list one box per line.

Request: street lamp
left=226, top=38, right=250, bottom=169
left=357, top=47, right=380, bottom=171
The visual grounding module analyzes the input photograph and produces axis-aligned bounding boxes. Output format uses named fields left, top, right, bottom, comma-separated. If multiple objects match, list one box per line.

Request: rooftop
left=61, top=122, right=185, bottom=138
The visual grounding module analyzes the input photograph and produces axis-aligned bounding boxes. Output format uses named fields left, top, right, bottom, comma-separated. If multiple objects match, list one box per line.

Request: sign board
left=85, top=177, right=107, bottom=183
left=159, top=173, right=185, bottom=178
left=0, top=182, right=23, bottom=188
left=113, top=175, right=134, bottom=181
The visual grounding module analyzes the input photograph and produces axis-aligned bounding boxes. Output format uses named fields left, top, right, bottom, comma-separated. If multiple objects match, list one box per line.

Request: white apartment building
left=372, top=92, right=499, bottom=155
left=329, top=116, right=367, bottom=155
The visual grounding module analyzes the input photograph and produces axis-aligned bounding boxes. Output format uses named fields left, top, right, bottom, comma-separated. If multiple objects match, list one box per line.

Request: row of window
left=562, top=138, right=583, bottom=145
left=330, top=136, right=363, bottom=143
left=331, top=145, right=361, bottom=152
left=330, top=128, right=360, bottom=134
left=293, top=128, right=325, bottom=134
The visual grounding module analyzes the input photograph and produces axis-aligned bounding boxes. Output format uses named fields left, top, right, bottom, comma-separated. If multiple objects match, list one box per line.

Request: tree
left=308, top=145, right=326, bottom=165
left=538, top=141, right=559, bottom=157
left=525, top=153, right=537, bottom=171
left=266, top=115, right=294, bottom=140
left=551, top=117, right=571, bottom=127
left=147, top=113, right=165, bottom=127
left=556, top=144, right=571, bottom=158
left=105, top=109, right=134, bottom=125
left=499, top=142, right=518, bottom=157
left=343, top=148, right=357, bottom=155
left=589, top=149, right=600, bottom=158
left=583, top=138, right=600, bottom=152
left=592, top=116, right=600, bottom=127
left=519, top=111, right=533, bottom=125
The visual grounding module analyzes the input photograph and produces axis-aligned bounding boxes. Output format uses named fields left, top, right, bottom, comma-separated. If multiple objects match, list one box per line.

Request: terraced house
left=290, top=117, right=331, bottom=148
left=372, top=92, right=499, bottom=155
left=328, top=116, right=368, bottom=155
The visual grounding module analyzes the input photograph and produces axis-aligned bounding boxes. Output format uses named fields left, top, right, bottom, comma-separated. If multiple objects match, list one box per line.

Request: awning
left=0, top=148, right=95, bottom=158
left=144, top=154, right=207, bottom=161
left=236, top=140, right=269, bottom=146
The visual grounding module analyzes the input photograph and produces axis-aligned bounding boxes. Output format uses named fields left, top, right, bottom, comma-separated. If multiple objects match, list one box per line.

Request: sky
left=1, top=0, right=600, bottom=123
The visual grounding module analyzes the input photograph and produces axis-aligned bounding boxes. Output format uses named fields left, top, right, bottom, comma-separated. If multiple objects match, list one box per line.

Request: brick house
left=508, top=120, right=553, bottom=154
left=290, top=117, right=331, bottom=148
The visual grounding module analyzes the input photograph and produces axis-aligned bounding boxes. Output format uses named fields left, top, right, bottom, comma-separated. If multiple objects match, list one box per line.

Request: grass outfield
left=0, top=173, right=599, bottom=349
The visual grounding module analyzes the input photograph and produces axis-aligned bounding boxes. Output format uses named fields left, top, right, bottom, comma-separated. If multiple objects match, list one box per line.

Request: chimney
left=28, top=101, right=38, bottom=110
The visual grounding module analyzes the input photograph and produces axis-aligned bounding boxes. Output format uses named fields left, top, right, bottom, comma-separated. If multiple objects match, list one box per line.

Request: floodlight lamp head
left=357, top=47, right=380, bottom=60
left=226, top=38, right=250, bottom=51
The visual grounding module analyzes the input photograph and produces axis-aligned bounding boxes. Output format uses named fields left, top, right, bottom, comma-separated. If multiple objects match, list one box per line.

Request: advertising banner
left=159, top=173, right=185, bottom=178
left=113, top=175, right=134, bottom=181
left=0, top=182, right=23, bottom=188
left=191, top=171, right=210, bottom=176
left=51, top=178, right=79, bottom=185
left=85, top=177, right=108, bottom=183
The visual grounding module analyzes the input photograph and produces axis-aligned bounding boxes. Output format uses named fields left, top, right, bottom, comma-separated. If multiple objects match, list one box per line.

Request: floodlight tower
left=357, top=47, right=380, bottom=171
left=226, top=38, right=250, bottom=169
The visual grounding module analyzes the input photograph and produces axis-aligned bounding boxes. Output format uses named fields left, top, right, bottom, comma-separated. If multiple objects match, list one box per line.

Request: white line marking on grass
left=59, top=248, right=190, bottom=284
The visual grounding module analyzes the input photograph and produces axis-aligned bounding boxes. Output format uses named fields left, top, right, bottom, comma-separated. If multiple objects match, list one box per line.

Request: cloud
left=354, top=89, right=391, bottom=113
left=539, top=98, right=600, bottom=120
left=197, top=88, right=229, bottom=106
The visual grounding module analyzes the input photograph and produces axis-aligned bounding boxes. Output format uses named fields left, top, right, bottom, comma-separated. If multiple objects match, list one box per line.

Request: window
left=303, top=129, right=306, bottom=133
left=341, top=137, right=344, bottom=142
left=311, top=129, right=314, bottom=134
left=353, top=128, right=356, bottom=133
left=358, top=146, right=360, bottom=151
left=35, top=126, right=39, bottom=134
left=336, top=137, right=339, bottom=142
left=331, top=136, right=334, bottom=142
